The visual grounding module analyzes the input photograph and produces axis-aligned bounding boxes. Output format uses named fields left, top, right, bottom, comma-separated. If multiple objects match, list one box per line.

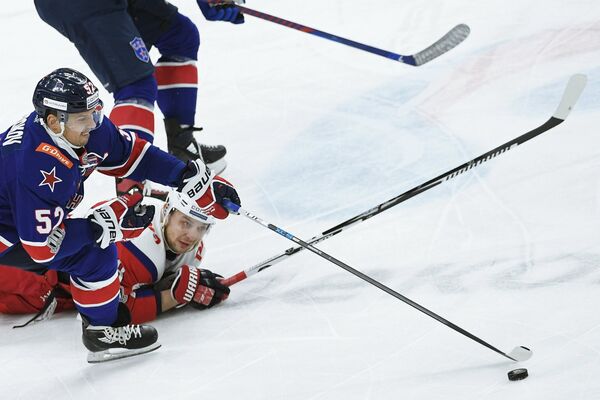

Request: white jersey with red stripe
left=117, top=198, right=205, bottom=295
left=0, top=200, right=207, bottom=323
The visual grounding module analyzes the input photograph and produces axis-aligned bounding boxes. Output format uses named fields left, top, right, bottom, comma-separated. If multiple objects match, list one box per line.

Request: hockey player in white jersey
left=0, top=190, right=231, bottom=324
left=118, top=190, right=231, bottom=323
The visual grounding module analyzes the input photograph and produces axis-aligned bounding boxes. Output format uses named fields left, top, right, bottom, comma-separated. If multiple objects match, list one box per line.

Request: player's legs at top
left=35, top=0, right=157, bottom=140
left=35, top=0, right=227, bottom=196
left=150, top=11, right=227, bottom=173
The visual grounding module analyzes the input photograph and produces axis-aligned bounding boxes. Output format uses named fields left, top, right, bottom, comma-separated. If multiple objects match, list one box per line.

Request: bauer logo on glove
left=185, top=166, right=212, bottom=199
left=88, top=190, right=155, bottom=248
left=176, top=160, right=242, bottom=220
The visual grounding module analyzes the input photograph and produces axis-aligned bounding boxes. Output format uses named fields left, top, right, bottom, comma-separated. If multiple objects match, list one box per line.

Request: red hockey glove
left=195, top=175, right=240, bottom=219
left=171, top=266, right=230, bottom=308
left=88, top=190, right=155, bottom=249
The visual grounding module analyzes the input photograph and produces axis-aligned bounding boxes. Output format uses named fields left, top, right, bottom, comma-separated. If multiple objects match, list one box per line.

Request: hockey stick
left=203, top=1, right=470, bottom=66
left=223, top=199, right=532, bottom=362
left=222, top=74, right=587, bottom=287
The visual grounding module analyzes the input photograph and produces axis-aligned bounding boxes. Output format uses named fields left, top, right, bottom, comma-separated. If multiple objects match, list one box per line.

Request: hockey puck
left=507, top=368, right=528, bottom=381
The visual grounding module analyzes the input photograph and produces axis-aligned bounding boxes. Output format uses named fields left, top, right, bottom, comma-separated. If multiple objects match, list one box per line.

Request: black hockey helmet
left=32, top=68, right=101, bottom=119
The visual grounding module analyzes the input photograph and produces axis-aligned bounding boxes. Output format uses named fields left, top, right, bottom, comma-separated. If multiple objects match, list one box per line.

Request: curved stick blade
left=412, top=24, right=471, bottom=66
left=507, top=346, right=533, bottom=362
left=553, top=73, right=587, bottom=120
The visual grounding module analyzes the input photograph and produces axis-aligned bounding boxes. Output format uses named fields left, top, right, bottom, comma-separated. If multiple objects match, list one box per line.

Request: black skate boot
left=81, top=303, right=161, bottom=363
left=164, top=117, right=227, bottom=174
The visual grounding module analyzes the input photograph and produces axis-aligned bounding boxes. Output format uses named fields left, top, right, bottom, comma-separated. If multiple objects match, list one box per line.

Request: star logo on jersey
left=39, top=167, right=62, bottom=192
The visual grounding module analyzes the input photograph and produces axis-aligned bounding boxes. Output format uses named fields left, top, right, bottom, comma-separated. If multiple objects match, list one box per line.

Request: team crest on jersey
left=79, top=151, right=104, bottom=178
left=39, top=167, right=62, bottom=192
left=129, top=37, right=150, bottom=63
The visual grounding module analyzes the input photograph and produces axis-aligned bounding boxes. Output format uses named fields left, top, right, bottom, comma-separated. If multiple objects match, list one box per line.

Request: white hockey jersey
left=117, top=197, right=206, bottom=323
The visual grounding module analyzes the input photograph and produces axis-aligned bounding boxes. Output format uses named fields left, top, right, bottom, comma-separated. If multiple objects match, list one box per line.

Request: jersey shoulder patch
left=35, top=142, right=73, bottom=169
left=18, top=141, right=75, bottom=201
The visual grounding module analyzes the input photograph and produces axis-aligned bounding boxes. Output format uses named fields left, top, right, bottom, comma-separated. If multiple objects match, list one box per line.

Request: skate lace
left=200, top=144, right=222, bottom=151
left=101, top=325, right=142, bottom=345
left=13, top=289, right=58, bottom=329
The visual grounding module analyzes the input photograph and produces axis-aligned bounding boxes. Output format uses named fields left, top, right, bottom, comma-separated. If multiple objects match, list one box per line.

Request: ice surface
left=1, top=1, right=599, bottom=399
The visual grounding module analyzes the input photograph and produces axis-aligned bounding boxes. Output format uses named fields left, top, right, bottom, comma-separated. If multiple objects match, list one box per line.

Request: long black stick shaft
left=223, top=74, right=586, bottom=287
left=224, top=199, right=518, bottom=361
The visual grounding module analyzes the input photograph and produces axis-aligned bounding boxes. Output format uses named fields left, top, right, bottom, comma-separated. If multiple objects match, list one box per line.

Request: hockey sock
left=109, top=100, right=155, bottom=143
left=70, top=272, right=121, bottom=326
left=110, top=74, right=158, bottom=143
left=155, top=58, right=198, bottom=126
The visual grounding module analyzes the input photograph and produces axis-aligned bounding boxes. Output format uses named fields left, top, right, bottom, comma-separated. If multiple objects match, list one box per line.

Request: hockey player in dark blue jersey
left=34, top=0, right=245, bottom=195
left=0, top=68, right=241, bottom=362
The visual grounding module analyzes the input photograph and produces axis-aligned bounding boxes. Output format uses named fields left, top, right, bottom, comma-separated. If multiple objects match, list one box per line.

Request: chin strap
left=38, top=116, right=83, bottom=150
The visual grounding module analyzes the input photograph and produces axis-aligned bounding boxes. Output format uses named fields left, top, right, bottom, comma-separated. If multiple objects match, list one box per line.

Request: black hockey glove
left=188, top=269, right=230, bottom=310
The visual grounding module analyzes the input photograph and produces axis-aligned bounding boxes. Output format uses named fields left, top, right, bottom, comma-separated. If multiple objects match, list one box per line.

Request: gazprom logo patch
left=43, top=97, right=68, bottom=111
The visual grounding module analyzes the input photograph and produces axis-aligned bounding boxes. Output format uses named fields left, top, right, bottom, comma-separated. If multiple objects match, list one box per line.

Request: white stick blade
left=553, top=73, right=587, bottom=120
left=413, top=24, right=471, bottom=66
left=507, top=346, right=533, bottom=362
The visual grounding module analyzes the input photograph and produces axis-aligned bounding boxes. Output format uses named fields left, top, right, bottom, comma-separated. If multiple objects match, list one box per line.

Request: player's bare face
left=63, top=109, right=98, bottom=147
left=164, top=210, right=210, bottom=254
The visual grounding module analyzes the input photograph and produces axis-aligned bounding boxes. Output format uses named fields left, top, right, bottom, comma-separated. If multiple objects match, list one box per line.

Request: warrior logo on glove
left=171, top=265, right=230, bottom=309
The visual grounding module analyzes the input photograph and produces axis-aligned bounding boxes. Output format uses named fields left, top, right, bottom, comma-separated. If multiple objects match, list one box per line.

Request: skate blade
left=87, top=342, right=161, bottom=363
left=206, top=159, right=227, bottom=175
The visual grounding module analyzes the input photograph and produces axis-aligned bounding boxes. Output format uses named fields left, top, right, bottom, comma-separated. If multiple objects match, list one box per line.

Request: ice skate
left=164, top=117, right=227, bottom=174
left=81, top=304, right=161, bottom=363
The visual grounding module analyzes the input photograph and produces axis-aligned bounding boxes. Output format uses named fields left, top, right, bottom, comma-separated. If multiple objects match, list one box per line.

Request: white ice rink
left=1, top=1, right=599, bottom=399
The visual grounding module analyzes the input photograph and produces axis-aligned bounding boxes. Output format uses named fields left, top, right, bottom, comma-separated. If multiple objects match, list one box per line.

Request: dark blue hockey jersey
left=0, top=112, right=185, bottom=265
